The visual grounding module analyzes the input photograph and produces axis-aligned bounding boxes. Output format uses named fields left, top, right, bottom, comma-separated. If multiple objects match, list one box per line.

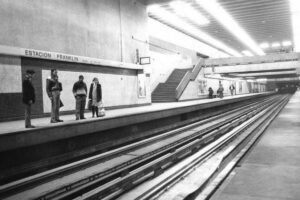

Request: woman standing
left=89, top=77, right=102, bottom=117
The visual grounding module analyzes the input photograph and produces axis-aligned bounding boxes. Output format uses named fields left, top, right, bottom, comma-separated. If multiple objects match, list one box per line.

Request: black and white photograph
left=0, top=0, right=299, bottom=199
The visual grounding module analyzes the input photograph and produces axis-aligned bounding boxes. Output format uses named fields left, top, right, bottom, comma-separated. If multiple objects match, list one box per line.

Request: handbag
left=98, top=101, right=105, bottom=117
left=87, top=99, right=92, bottom=110
left=59, top=100, right=64, bottom=108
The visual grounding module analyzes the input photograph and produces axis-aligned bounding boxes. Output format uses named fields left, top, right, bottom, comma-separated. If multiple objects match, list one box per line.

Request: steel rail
left=0, top=95, right=281, bottom=200
left=129, top=95, right=289, bottom=200
left=63, top=96, right=286, bottom=200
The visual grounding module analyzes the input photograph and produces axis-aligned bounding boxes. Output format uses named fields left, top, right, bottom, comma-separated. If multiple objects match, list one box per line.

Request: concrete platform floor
left=210, top=91, right=300, bottom=200
left=0, top=93, right=258, bottom=135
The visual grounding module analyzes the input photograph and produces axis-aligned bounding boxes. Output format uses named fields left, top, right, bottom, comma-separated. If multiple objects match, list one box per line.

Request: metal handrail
left=176, top=59, right=205, bottom=100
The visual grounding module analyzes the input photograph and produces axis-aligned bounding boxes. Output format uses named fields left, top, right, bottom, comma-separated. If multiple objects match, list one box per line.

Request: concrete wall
left=149, top=51, right=193, bottom=91
left=0, top=55, right=151, bottom=121
left=0, top=0, right=149, bottom=63
left=0, top=0, right=152, bottom=121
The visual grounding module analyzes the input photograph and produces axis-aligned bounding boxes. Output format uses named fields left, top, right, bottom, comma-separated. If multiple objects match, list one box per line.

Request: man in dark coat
left=22, top=70, right=36, bottom=128
left=46, top=69, right=63, bottom=123
left=88, top=77, right=102, bottom=117
left=73, top=75, right=87, bottom=120
left=208, top=87, right=214, bottom=98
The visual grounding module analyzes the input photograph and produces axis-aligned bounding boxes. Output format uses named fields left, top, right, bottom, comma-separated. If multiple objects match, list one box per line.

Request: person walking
left=22, top=70, right=36, bottom=128
left=73, top=75, right=87, bottom=120
left=89, top=77, right=102, bottom=117
left=46, top=69, right=63, bottom=123
left=229, top=84, right=235, bottom=96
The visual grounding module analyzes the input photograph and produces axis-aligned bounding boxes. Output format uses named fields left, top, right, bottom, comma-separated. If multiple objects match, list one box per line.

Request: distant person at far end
left=22, top=70, right=36, bottom=128
left=73, top=75, right=87, bottom=120
left=208, top=87, right=214, bottom=99
left=217, top=84, right=224, bottom=99
left=46, top=70, right=63, bottom=123
left=89, top=77, right=102, bottom=118
left=229, top=84, right=235, bottom=96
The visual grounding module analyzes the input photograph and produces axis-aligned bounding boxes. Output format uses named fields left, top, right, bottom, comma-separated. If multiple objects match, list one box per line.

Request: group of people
left=22, top=69, right=103, bottom=128
left=208, top=83, right=236, bottom=99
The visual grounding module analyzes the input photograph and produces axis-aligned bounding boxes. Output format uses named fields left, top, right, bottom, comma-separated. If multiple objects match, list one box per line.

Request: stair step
left=152, top=68, right=191, bottom=102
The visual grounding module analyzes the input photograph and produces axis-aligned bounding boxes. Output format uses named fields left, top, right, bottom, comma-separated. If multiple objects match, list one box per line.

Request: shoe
left=25, top=125, right=35, bottom=128
left=57, top=119, right=64, bottom=122
left=81, top=117, right=86, bottom=120
left=76, top=118, right=80, bottom=120
left=51, top=120, right=58, bottom=123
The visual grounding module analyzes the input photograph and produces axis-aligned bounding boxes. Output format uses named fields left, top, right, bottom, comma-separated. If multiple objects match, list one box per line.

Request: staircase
left=152, top=68, right=191, bottom=102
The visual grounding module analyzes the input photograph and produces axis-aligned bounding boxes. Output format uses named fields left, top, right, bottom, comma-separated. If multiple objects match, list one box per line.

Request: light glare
left=259, top=43, right=269, bottom=49
left=147, top=5, right=242, bottom=57
left=289, top=0, right=300, bottom=52
left=271, top=42, right=281, bottom=48
left=282, top=41, right=292, bottom=46
left=170, top=1, right=210, bottom=26
left=242, top=50, right=254, bottom=56
left=196, top=0, right=265, bottom=56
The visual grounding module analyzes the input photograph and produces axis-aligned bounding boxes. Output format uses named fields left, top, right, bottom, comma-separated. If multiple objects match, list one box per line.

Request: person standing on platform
left=229, top=84, right=235, bottom=96
left=88, top=77, right=102, bottom=118
left=22, top=70, right=36, bottom=128
left=46, top=69, right=63, bottom=123
left=208, top=87, right=214, bottom=99
left=217, top=84, right=224, bottom=98
left=73, top=75, right=87, bottom=120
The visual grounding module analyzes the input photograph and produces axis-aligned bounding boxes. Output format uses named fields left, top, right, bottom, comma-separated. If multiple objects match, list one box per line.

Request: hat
left=26, top=70, right=35, bottom=74
left=79, top=75, right=84, bottom=79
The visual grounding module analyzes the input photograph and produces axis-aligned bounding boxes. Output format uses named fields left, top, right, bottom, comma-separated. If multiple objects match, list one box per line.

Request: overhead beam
left=144, top=0, right=173, bottom=5
left=228, top=71, right=297, bottom=77
left=266, top=77, right=300, bottom=82
left=204, top=61, right=300, bottom=74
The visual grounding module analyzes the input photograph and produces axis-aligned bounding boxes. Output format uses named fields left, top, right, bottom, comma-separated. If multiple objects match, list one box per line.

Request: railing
left=176, top=59, right=205, bottom=100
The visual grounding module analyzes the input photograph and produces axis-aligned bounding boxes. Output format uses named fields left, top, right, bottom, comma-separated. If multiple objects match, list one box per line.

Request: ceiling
left=144, top=0, right=293, bottom=56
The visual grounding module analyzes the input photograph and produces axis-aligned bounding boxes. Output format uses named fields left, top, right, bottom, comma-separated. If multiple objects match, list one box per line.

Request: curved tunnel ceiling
left=143, top=0, right=293, bottom=57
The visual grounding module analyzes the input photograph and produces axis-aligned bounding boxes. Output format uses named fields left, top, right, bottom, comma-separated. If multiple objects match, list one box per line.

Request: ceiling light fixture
left=242, top=50, right=254, bottom=57
left=282, top=40, right=292, bottom=46
left=290, top=0, right=300, bottom=52
left=259, top=43, right=269, bottom=49
left=196, top=0, right=265, bottom=56
left=271, top=42, right=281, bottom=48
left=170, top=1, right=209, bottom=26
left=147, top=5, right=242, bottom=57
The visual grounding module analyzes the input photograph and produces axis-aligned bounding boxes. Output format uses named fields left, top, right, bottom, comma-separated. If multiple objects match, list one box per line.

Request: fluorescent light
left=170, top=1, right=209, bottom=26
left=196, top=0, right=265, bottom=56
left=259, top=43, right=269, bottom=49
left=148, top=18, right=229, bottom=58
left=147, top=5, right=242, bottom=57
left=271, top=42, right=281, bottom=48
left=282, top=41, right=292, bottom=46
left=242, top=50, right=254, bottom=56
left=256, top=78, right=267, bottom=82
left=290, top=0, right=300, bottom=52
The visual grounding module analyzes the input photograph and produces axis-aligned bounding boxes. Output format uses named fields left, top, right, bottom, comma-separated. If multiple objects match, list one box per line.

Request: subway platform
left=0, top=92, right=271, bottom=184
left=210, top=91, right=300, bottom=200
left=0, top=93, right=268, bottom=137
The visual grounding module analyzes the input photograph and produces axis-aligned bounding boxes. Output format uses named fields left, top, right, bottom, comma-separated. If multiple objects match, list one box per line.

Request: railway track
left=118, top=94, right=289, bottom=200
left=0, top=94, right=289, bottom=200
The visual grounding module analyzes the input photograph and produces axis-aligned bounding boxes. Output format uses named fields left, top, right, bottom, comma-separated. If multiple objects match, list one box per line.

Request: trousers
left=76, top=95, right=86, bottom=119
left=25, top=104, right=31, bottom=127
left=51, top=90, right=60, bottom=122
